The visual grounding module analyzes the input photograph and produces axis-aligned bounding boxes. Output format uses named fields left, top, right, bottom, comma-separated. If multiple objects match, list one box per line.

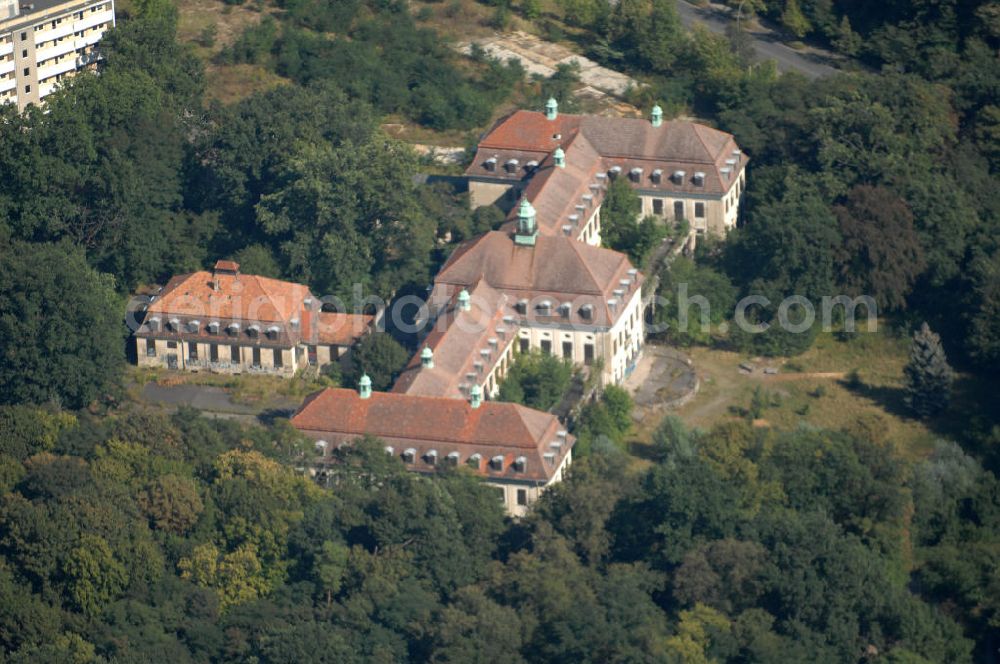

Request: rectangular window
left=166, top=341, right=177, bottom=349
left=493, top=486, right=505, bottom=503
left=584, top=343, right=594, bottom=366
left=695, top=202, right=706, bottom=218
left=519, top=338, right=529, bottom=353
left=562, top=341, right=573, bottom=359
left=273, top=348, right=283, bottom=368
left=22, top=67, right=28, bottom=76
left=517, top=489, right=528, bottom=506
left=652, top=199, right=663, bottom=215
left=540, top=339, right=551, bottom=355
left=673, top=201, right=684, bottom=220
left=308, top=345, right=317, bottom=366
left=210, top=344, right=219, bottom=362
left=188, top=343, right=198, bottom=361
left=252, top=347, right=261, bottom=368
left=24, top=85, right=30, bottom=93
left=230, top=345, right=240, bottom=363
left=145, top=338, right=156, bottom=357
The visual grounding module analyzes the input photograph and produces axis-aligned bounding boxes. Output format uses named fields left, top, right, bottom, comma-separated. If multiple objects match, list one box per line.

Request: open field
left=628, top=327, right=998, bottom=462
left=174, top=0, right=288, bottom=103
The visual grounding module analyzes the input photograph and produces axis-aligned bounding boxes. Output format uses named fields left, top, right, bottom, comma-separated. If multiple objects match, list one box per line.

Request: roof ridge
left=692, top=123, right=722, bottom=161
left=565, top=237, right=609, bottom=293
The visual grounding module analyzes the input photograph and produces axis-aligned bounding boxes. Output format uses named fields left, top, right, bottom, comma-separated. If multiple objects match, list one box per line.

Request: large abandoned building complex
left=1, top=0, right=114, bottom=110
left=140, top=101, right=745, bottom=514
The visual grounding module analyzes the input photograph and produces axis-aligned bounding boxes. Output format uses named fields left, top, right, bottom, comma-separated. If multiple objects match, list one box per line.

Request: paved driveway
left=675, top=0, right=840, bottom=79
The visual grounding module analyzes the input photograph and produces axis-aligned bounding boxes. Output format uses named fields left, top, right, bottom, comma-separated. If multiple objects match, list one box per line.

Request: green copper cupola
left=553, top=146, right=565, bottom=168
left=651, top=104, right=663, bottom=128
left=420, top=346, right=434, bottom=369
left=515, top=198, right=538, bottom=246
left=358, top=373, right=372, bottom=399
left=545, top=97, right=558, bottom=121
left=457, top=288, right=471, bottom=312
left=470, top=384, right=483, bottom=409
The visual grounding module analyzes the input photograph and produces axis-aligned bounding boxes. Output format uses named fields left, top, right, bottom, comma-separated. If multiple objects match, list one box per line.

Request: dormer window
left=425, top=449, right=438, bottom=465
left=187, top=320, right=200, bottom=334
left=266, top=325, right=280, bottom=339
left=693, top=171, right=706, bottom=187
left=227, top=323, right=240, bottom=337
left=515, top=299, right=528, bottom=314
left=490, top=455, right=504, bottom=471
left=148, top=316, right=161, bottom=332
left=608, top=166, right=622, bottom=180
left=168, top=317, right=180, bottom=331
left=447, top=451, right=460, bottom=466
left=651, top=169, right=662, bottom=184
left=558, top=302, right=571, bottom=317
left=537, top=300, right=552, bottom=315
left=208, top=321, right=220, bottom=335
left=402, top=448, right=416, bottom=463
left=629, top=167, right=643, bottom=182
left=513, top=456, right=527, bottom=472
left=580, top=304, right=594, bottom=320
left=384, top=446, right=395, bottom=455
left=562, top=224, right=573, bottom=236
left=544, top=452, right=556, bottom=465
left=485, top=157, right=497, bottom=172
left=504, top=159, right=519, bottom=173
left=468, top=453, right=482, bottom=468
left=247, top=324, right=260, bottom=338
left=672, top=170, right=686, bottom=184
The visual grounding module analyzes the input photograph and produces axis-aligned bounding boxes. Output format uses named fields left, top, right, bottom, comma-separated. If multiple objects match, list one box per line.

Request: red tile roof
left=291, top=387, right=573, bottom=482
left=466, top=110, right=747, bottom=199
left=433, top=231, right=642, bottom=328
left=138, top=269, right=371, bottom=348
left=392, top=281, right=515, bottom=398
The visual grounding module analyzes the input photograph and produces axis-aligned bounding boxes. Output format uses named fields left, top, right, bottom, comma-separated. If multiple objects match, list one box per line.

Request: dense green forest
left=0, top=0, right=999, bottom=661
left=1, top=405, right=997, bottom=662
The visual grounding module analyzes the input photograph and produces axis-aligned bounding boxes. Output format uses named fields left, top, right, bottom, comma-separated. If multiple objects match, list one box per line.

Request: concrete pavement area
left=674, top=0, right=841, bottom=79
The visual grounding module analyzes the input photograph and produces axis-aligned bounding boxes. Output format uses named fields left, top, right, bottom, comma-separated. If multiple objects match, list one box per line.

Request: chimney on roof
left=545, top=97, right=558, bottom=121
left=457, top=288, right=471, bottom=312
left=358, top=374, right=372, bottom=399
left=651, top=104, right=663, bottom=128
left=421, top=346, right=434, bottom=369
left=212, top=260, right=239, bottom=291
left=470, top=384, right=483, bottom=409
left=553, top=146, right=565, bottom=168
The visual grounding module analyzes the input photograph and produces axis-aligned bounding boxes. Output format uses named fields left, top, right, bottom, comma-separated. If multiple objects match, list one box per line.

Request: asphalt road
left=674, top=0, right=840, bottom=79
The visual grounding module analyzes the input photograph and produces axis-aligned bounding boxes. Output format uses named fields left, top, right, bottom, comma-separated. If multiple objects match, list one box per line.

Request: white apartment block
left=1, top=0, right=114, bottom=110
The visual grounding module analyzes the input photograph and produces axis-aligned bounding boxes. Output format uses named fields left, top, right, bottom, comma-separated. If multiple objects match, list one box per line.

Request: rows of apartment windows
left=0, top=53, right=85, bottom=100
